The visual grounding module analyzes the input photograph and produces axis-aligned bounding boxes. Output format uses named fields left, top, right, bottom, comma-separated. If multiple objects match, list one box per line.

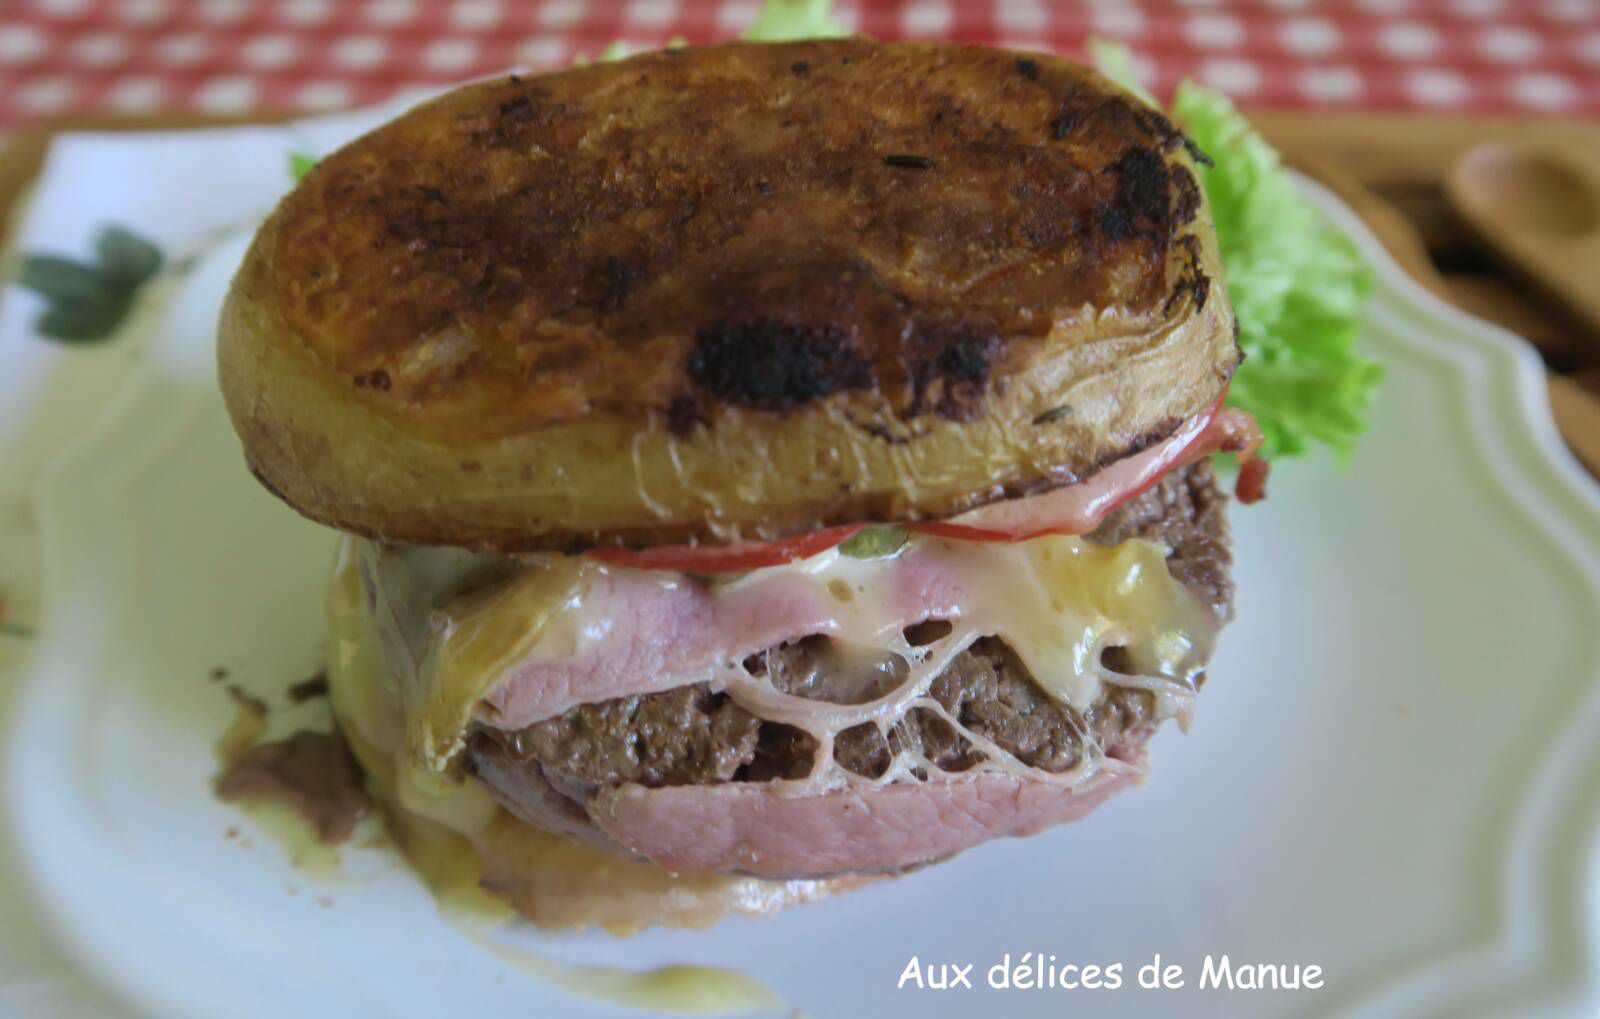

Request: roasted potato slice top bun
left=219, top=38, right=1239, bottom=552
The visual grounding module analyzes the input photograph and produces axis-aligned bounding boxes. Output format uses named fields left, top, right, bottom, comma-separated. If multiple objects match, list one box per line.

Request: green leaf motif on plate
left=14, top=224, right=164, bottom=344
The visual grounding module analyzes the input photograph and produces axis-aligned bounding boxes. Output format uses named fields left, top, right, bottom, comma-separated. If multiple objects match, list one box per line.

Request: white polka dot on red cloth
left=1357, top=0, right=1411, bottom=13
left=901, top=3, right=952, bottom=38
left=1510, top=70, right=1578, bottom=108
left=196, top=75, right=259, bottom=112
left=450, top=0, right=503, bottom=30
left=1265, top=0, right=1316, bottom=10
left=116, top=0, right=171, bottom=25
left=1478, top=26, right=1543, bottom=64
left=154, top=32, right=210, bottom=66
left=241, top=33, right=300, bottom=70
left=332, top=35, right=389, bottom=70
left=714, top=0, right=760, bottom=33
left=297, top=80, right=353, bottom=110
left=282, top=0, right=333, bottom=25
left=1577, top=32, right=1600, bottom=65
left=1129, top=51, right=1158, bottom=86
left=516, top=36, right=567, bottom=68
left=1379, top=22, right=1442, bottom=60
left=424, top=37, right=480, bottom=73
left=106, top=76, right=166, bottom=111
left=1407, top=68, right=1470, bottom=106
left=1091, top=6, right=1144, bottom=37
left=29, top=0, right=92, bottom=16
left=1281, top=17, right=1340, bottom=57
left=1449, top=0, right=1504, bottom=16
left=198, top=0, right=249, bottom=24
left=0, top=25, right=50, bottom=65
left=1544, top=0, right=1593, bottom=22
left=996, top=0, right=1046, bottom=34
left=365, top=0, right=417, bottom=25
left=1199, top=57, right=1260, bottom=95
left=1298, top=64, right=1363, bottom=103
left=626, top=0, right=679, bottom=27
left=1176, top=0, right=1225, bottom=8
left=1187, top=14, right=1244, bottom=49
left=539, top=0, right=585, bottom=28
left=16, top=76, right=76, bottom=113
left=70, top=31, right=129, bottom=67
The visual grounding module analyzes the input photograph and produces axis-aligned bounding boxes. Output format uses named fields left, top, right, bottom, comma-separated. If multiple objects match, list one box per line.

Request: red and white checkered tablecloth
left=2, top=0, right=1599, bottom=126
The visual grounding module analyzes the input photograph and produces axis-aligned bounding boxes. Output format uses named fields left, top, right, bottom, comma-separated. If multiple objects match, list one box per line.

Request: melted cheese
left=346, top=526, right=1218, bottom=801
left=326, top=547, right=793, bottom=1012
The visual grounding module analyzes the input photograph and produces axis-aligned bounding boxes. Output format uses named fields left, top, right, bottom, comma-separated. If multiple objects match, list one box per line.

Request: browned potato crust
left=219, top=38, right=1238, bottom=551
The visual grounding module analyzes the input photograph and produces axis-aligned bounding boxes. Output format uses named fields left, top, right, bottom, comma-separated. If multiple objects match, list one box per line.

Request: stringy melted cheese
left=336, top=527, right=1221, bottom=808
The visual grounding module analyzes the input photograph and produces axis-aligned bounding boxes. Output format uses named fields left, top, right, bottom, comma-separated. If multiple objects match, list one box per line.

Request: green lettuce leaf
left=838, top=526, right=909, bottom=560
left=743, top=0, right=849, bottom=41
left=287, top=150, right=318, bottom=182
left=1093, top=41, right=1381, bottom=462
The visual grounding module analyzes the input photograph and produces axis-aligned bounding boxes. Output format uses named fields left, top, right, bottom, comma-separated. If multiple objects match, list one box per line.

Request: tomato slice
left=585, top=525, right=865, bottom=574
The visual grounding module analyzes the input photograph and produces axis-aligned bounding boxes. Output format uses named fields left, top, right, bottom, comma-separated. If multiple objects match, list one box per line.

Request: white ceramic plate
left=6, top=179, right=1599, bottom=1019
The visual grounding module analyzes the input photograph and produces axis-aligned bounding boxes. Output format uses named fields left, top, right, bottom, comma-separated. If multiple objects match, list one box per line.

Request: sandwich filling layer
left=331, top=460, right=1230, bottom=878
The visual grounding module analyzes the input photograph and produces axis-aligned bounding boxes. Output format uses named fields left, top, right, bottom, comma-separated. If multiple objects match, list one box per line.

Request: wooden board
left=2, top=108, right=1598, bottom=478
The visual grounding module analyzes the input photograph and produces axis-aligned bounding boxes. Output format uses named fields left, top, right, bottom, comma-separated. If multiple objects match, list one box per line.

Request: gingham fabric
left=2, top=0, right=1599, bottom=126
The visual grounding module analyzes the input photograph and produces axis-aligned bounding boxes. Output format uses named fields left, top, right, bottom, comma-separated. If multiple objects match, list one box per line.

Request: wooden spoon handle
left=1445, top=145, right=1600, bottom=342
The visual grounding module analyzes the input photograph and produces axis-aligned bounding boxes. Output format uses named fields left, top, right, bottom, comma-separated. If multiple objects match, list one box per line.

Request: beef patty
left=466, top=461, right=1230, bottom=825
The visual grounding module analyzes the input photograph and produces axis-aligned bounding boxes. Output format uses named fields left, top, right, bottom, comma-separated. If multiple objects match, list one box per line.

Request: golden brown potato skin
left=219, top=38, right=1239, bottom=551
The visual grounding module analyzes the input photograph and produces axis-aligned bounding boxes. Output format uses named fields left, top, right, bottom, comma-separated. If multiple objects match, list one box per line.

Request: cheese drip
left=325, top=544, right=812, bottom=1008
left=352, top=528, right=1219, bottom=799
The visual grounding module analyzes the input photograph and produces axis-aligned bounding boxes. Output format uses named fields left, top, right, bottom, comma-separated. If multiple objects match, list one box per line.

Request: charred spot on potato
left=1049, top=111, right=1077, bottom=140
left=1130, top=105, right=1185, bottom=151
left=1113, top=147, right=1171, bottom=228
left=790, top=61, right=809, bottom=75
left=667, top=395, right=707, bottom=437
left=1015, top=58, right=1040, bottom=81
left=1163, top=234, right=1211, bottom=315
left=588, top=255, right=645, bottom=312
left=352, top=369, right=391, bottom=390
left=1096, top=201, right=1137, bottom=241
left=689, top=319, right=873, bottom=411
left=1093, top=145, right=1176, bottom=245
left=905, top=317, right=1002, bottom=420
left=883, top=153, right=935, bottom=170
left=1172, top=163, right=1202, bottom=226
left=1130, top=104, right=1211, bottom=167
left=468, top=83, right=562, bottom=148
left=497, top=94, right=531, bottom=117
